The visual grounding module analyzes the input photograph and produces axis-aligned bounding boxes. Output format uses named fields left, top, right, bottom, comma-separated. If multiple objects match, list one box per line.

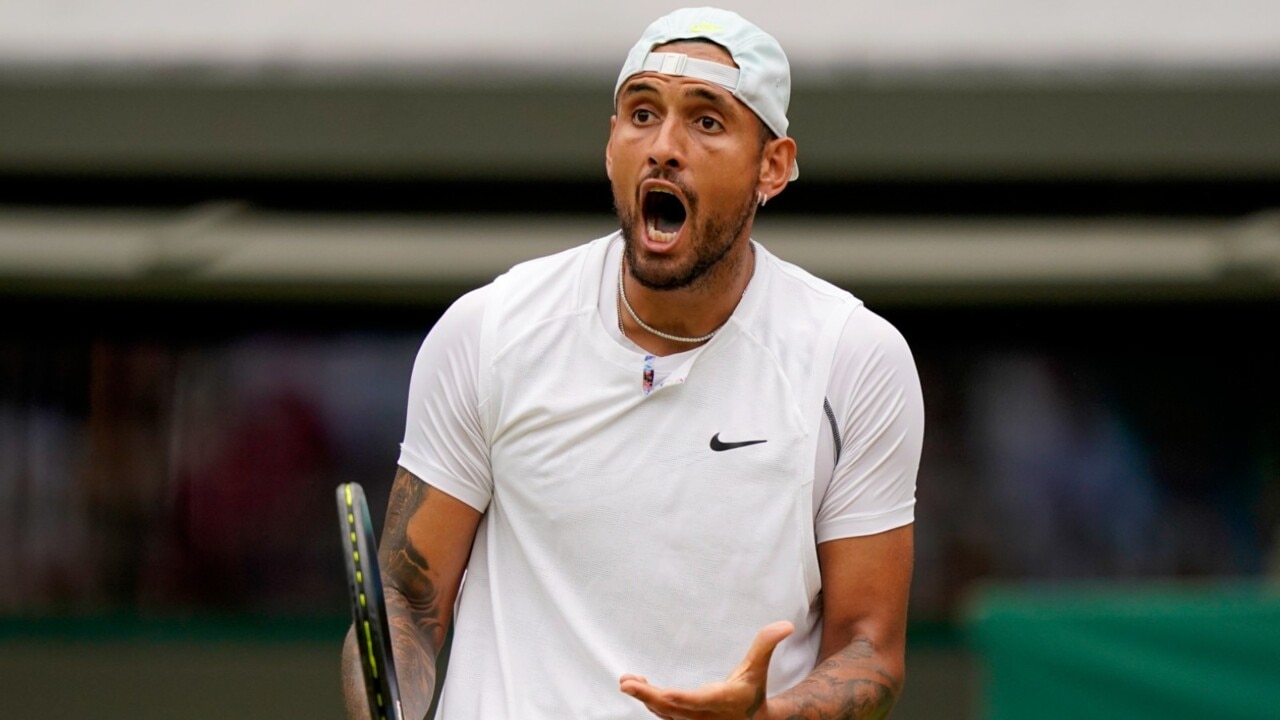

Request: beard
left=614, top=170, right=757, bottom=292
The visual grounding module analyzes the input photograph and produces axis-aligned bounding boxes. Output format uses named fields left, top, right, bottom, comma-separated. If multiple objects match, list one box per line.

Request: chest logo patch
left=709, top=433, right=768, bottom=452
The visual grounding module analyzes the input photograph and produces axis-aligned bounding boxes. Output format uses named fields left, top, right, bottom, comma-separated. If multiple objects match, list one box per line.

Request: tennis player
left=343, top=7, right=923, bottom=719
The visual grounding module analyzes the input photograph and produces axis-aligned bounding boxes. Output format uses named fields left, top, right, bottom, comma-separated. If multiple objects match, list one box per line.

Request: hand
left=618, top=620, right=794, bottom=720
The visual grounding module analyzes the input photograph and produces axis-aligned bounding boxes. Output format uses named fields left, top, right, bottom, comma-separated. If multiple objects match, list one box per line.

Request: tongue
left=655, top=215, right=683, bottom=234
left=644, top=191, right=687, bottom=239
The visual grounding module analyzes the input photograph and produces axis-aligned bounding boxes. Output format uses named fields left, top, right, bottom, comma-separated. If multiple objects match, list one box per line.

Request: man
left=343, top=7, right=922, bottom=719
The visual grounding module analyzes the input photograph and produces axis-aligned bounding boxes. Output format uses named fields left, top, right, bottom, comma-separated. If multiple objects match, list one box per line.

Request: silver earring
left=757, top=191, right=768, bottom=208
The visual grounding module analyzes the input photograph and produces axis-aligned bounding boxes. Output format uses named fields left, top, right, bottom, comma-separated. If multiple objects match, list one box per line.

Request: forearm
left=340, top=470, right=480, bottom=719
left=340, top=586, right=445, bottom=720
left=341, top=628, right=372, bottom=720
left=764, top=638, right=902, bottom=720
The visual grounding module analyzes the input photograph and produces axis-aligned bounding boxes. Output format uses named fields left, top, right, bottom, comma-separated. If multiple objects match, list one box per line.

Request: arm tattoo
left=343, top=469, right=445, bottom=720
left=381, top=469, right=447, bottom=649
left=772, top=639, right=900, bottom=720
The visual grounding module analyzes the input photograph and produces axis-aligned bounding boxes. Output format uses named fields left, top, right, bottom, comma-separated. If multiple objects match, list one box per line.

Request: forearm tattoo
left=344, top=469, right=446, bottom=719
left=382, top=469, right=447, bottom=649
left=773, top=638, right=900, bottom=720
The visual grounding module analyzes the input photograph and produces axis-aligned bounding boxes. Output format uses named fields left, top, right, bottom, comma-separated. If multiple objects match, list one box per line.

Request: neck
left=618, top=240, right=755, bottom=355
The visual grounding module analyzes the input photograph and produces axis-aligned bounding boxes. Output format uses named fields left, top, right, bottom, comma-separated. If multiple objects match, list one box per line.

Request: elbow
left=849, top=634, right=906, bottom=697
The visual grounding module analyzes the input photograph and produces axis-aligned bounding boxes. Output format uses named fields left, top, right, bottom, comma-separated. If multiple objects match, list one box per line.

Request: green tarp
left=967, top=583, right=1280, bottom=720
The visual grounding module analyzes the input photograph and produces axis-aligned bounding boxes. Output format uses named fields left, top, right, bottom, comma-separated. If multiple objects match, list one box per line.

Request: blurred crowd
left=1, top=322, right=1276, bottom=621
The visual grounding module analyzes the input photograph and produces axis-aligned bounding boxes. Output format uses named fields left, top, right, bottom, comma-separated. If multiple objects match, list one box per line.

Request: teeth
left=643, top=186, right=681, bottom=243
left=647, top=219, right=678, bottom=243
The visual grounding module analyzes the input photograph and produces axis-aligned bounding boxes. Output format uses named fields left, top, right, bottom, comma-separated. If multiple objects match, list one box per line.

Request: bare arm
left=342, top=467, right=483, bottom=720
left=767, top=524, right=914, bottom=720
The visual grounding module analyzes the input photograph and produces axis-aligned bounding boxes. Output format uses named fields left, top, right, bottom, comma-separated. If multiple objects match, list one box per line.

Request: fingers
left=619, top=675, right=668, bottom=704
left=619, top=676, right=672, bottom=717
left=620, top=674, right=663, bottom=708
left=742, top=620, right=794, bottom=673
left=619, top=675, right=703, bottom=707
left=620, top=678, right=726, bottom=719
left=619, top=620, right=793, bottom=718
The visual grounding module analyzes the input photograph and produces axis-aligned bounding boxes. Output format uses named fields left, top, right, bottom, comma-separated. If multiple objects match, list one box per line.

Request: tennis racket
left=338, top=482, right=404, bottom=720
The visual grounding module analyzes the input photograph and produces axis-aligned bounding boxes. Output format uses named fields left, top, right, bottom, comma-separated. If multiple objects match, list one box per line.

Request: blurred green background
left=2, top=2, right=1279, bottom=717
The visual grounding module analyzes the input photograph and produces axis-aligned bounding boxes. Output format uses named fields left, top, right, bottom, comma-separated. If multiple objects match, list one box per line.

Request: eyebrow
left=684, top=85, right=732, bottom=111
left=620, top=81, right=661, bottom=99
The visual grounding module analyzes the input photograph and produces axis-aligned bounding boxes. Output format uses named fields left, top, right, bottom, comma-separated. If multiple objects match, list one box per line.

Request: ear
left=605, top=115, right=618, bottom=181
left=757, top=135, right=797, bottom=202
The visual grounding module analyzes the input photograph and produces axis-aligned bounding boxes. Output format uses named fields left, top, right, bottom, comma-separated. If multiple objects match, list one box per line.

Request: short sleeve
left=397, top=285, right=494, bottom=512
left=814, top=307, right=923, bottom=543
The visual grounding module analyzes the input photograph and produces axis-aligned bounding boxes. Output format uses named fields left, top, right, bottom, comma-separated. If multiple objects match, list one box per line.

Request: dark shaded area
left=5, top=173, right=1280, bottom=218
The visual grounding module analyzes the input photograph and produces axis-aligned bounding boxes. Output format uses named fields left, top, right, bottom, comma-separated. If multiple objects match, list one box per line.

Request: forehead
left=617, top=40, right=743, bottom=108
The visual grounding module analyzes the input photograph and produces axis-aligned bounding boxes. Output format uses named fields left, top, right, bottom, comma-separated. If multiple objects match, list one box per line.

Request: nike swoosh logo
left=709, top=433, right=767, bottom=452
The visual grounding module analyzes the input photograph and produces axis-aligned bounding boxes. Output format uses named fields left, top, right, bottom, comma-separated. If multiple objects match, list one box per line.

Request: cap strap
left=640, top=53, right=740, bottom=91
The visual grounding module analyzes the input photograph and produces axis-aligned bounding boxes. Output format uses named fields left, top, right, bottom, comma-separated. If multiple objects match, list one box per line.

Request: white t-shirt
left=400, top=237, right=921, bottom=544
left=397, top=234, right=923, bottom=718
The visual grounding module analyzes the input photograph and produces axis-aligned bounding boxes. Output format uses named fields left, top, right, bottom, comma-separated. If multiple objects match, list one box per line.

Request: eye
left=632, top=108, right=657, bottom=125
left=696, top=116, right=723, bottom=132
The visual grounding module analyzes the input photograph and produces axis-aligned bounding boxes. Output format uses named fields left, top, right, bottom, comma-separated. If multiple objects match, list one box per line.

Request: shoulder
left=750, top=243, right=865, bottom=343
left=485, top=233, right=615, bottom=318
left=827, top=305, right=922, bottom=436
left=424, top=283, right=492, bottom=348
left=757, top=243, right=863, bottom=307
left=837, top=306, right=915, bottom=363
left=495, top=233, right=614, bottom=287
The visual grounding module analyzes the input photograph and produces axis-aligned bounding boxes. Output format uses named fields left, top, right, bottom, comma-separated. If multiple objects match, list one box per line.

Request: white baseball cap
left=615, top=7, right=799, bottom=181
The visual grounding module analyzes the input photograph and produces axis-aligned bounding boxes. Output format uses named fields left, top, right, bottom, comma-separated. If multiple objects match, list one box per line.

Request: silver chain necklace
left=617, top=244, right=755, bottom=344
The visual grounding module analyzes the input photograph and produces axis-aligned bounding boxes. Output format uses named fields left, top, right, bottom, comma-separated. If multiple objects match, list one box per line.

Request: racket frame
left=338, top=482, right=404, bottom=720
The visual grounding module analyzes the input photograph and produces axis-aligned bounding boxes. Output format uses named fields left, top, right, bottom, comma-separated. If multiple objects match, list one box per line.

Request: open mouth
left=642, top=188, right=688, bottom=243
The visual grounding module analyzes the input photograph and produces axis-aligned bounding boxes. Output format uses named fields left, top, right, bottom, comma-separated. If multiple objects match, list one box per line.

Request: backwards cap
left=615, top=7, right=798, bottom=181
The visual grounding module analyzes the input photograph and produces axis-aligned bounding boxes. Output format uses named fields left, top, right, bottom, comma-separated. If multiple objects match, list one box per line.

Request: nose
left=647, top=116, right=685, bottom=171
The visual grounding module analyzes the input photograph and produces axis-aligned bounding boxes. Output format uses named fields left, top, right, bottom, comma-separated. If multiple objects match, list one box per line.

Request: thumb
left=740, top=620, right=794, bottom=676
